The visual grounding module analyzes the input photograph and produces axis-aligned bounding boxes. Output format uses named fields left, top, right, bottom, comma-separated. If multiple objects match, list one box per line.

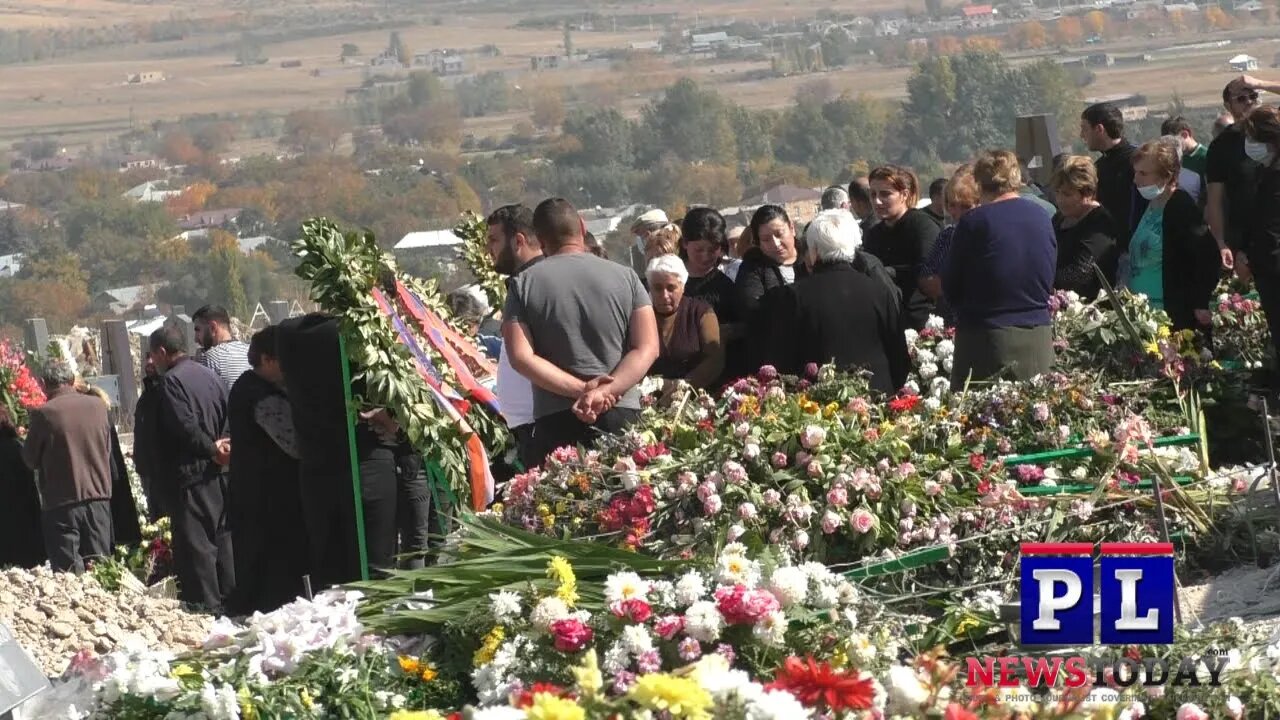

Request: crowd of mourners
left=4, top=75, right=1280, bottom=617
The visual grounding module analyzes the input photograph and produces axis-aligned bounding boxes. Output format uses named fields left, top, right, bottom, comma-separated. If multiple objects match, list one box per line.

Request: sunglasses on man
left=1234, top=91, right=1260, bottom=104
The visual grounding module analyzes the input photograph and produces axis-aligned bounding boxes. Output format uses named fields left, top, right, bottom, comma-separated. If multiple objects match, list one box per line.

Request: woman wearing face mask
left=1243, top=105, right=1280, bottom=357
left=1126, top=140, right=1219, bottom=333
left=862, top=165, right=940, bottom=330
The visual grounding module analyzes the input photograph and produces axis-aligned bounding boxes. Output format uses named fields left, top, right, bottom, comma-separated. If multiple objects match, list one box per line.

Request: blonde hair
left=1132, top=140, right=1179, bottom=182
left=973, top=150, right=1022, bottom=196
left=944, top=164, right=981, bottom=210
left=868, top=165, right=921, bottom=208
left=1049, top=155, right=1098, bottom=198
left=644, top=224, right=682, bottom=259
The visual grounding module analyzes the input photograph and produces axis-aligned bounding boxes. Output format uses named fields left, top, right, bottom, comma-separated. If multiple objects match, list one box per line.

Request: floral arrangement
left=454, top=211, right=506, bottom=312
left=1213, top=292, right=1271, bottom=370
left=0, top=337, right=45, bottom=429
left=89, top=517, right=174, bottom=593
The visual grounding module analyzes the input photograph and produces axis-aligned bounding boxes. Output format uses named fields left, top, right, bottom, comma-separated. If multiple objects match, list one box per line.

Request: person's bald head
left=532, top=198, right=584, bottom=254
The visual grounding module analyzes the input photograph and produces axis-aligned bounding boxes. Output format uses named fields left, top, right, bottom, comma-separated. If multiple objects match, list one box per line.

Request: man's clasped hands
left=573, top=375, right=619, bottom=424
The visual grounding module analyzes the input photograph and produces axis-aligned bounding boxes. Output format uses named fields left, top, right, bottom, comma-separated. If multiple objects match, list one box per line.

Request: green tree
left=563, top=22, right=573, bottom=58
left=389, top=31, right=411, bottom=66
left=341, top=42, right=360, bottom=59
left=901, top=50, right=1023, bottom=164
left=408, top=71, right=445, bottom=107
left=455, top=72, right=512, bottom=117
left=559, top=108, right=635, bottom=168
left=235, top=33, right=266, bottom=65
left=209, top=232, right=249, bottom=319
left=1015, top=58, right=1084, bottom=150
left=636, top=78, right=737, bottom=167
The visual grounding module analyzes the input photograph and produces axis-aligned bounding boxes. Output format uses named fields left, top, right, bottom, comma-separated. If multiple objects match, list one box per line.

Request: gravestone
left=0, top=622, right=50, bottom=717
left=100, top=320, right=138, bottom=424
left=21, top=320, right=48, bottom=363
left=267, top=300, right=291, bottom=324
left=1016, top=114, right=1061, bottom=188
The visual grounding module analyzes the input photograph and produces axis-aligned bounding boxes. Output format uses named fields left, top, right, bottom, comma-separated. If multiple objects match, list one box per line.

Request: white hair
left=645, top=254, right=688, bottom=285
left=804, top=209, right=862, bottom=264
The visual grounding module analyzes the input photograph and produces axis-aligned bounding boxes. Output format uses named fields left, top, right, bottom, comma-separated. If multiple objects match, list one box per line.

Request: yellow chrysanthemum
left=300, top=689, right=314, bottom=709
left=389, top=712, right=447, bottom=720
left=170, top=663, right=198, bottom=681
left=526, top=692, right=587, bottom=720
left=398, top=655, right=421, bottom=675
left=1157, top=325, right=1171, bottom=339
left=474, top=626, right=506, bottom=667
left=572, top=651, right=604, bottom=697
left=547, top=555, right=579, bottom=606
left=823, top=402, right=839, bottom=418
left=955, top=614, right=980, bottom=635
left=627, top=673, right=713, bottom=719
left=238, top=688, right=258, bottom=720
left=420, top=664, right=438, bottom=682
left=1144, top=341, right=1161, bottom=357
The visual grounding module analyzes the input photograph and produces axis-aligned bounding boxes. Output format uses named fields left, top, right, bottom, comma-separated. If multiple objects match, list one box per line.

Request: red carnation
left=888, top=394, right=921, bottom=413
left=550, top=618, right=594, bottom=653
left=767, top=656, right=875, bottom=712
left=513, top=682, right=574, bottom=708
left=611, top=598, right=653, bottom=623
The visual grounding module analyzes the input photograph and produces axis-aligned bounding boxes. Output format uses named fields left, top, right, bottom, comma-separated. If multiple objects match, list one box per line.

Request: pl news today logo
left=1021, top=541, right=1174, bottom=646
left=964, top=542, right=1230, bottom=691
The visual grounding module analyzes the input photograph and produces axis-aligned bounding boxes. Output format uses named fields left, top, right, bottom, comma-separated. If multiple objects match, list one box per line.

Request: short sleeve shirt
left=1206, top=125, right=1259, bottom=250
left=504, top=252, right=651, bottom=418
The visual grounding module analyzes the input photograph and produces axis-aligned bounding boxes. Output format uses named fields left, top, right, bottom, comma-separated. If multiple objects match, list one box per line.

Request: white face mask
left=1245, top=138, right=1273, bottom=164
left=1136, top=184, right=1165, bottom=201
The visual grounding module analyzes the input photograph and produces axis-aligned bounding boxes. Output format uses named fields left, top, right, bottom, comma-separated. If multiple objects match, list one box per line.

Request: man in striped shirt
left=193, top=305, right=251, bottom=390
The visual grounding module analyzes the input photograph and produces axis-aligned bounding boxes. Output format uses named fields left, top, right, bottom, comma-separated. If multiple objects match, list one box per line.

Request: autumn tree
left=965, top=36, right=1003, bottom=52
left=280, top=109, right=349, bottom=155
left=0, top=278, right=88, bottom=331
left=1084, top=10, right=1109, bottom=37
left=531, top=90, right=566, bottom=131
left=159, top=131, right=204, bottom=166
left=1203, top=6, right=1233, bottom=30
left=193, top=122, right=236, bottom=154
left=1012, top=21, right=1048, bottom=50
left=165, top=180, right=217, bottom=218
left=1054, top=16, right=1084, bottom=46
left=933, top=36, right=963, bottom=56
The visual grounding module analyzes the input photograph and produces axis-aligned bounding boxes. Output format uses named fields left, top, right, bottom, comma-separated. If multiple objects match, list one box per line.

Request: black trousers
left=1253, top=260, right=1280, bottom=373
left=529, top=407, right=641, bottom=466
left=42, top=499, right=113, bottom=574
left=172, top=474, right=235, bottom=612
left=512, top=423, right=537, bottom=471
left=360, top=446, right=399, bottom=573
left=395, top=452, right=432, bottom=570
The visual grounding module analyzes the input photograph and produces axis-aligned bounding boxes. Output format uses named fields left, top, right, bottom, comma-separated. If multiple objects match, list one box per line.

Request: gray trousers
left=42, top=499, right=114, bottom=574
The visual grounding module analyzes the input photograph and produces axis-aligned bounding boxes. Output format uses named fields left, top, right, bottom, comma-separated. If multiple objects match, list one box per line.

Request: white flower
left=751, top=610, right=788, bottom=647
left=904, top=328, right=919, bottom=345
left=768, top=566, right=808, bottom=607
left=924, top=396, right=941, bottom=412
left=915, top=348, right=936, bottom=365
left=716, top=552, right=761, bottom=587
left=812, top=583, right=840, bottom=609
left=919, top=362, right=939, bottom=380
left=604, top=571, right=651, bottom=604
left=675, top=572, right=707, bottom=606
left=1226, top=696, right=1244, bottom=720
left=620, top=624, right=655, bottom=655
left=886, top=665, right=930, bottom=714
left=746, top=689, right=813, bottom=720
left=489, top=590, right=522, bottom=623
left=935, top=338, right=955, bottom=358
left=684, top=601, right=723, bottom=643
left=1120, top=700, right=1147, bottom=720
left=649, top=580, right=676, bottom=608
left=926, top=315, right=945, bottom=332
left=530, top=596, right=570, bottom=630
left=602, top=639, right=631, bottom=674
left=904, top=380, right=920, bottom=395
left=199, top=683, right=241, bottom=720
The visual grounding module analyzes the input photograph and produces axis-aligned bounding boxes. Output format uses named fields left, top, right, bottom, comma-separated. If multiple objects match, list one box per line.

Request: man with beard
left=225, top=325, right=308, bottom=614
left=486, top=204, right=544, bottom=469
left=193, top=305, right=251, bottom=391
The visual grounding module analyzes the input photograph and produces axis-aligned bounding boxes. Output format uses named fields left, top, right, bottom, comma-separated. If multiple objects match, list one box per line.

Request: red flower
left=513, top=682, right=574, bottom=708
left=944, top=703, right=979, bottom=720
left=888, top=394, right=921, bottom=413
left=714, top=585, right=780, bottom=625
left=766, top=656, right=875, bottom=712
left=550, top=618, right=594, bottom=653
left=968, top=453, right=986, bottom=471
left=611, top=598, right=653, bottom=623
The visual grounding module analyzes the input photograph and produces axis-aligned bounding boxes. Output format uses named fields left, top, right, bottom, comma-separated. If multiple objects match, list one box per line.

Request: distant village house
left=126, top=71, right=165, bottom=84
left=1229, top=54, right=1259, bottom=72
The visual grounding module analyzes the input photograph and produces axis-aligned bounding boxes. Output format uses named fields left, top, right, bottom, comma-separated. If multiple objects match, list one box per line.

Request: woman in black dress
left=862, top=164, right=940, bottom=330
left=1049, top=155, right=1120, bottom=301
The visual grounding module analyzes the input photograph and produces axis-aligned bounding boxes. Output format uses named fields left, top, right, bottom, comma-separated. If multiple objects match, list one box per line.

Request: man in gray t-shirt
left=503, top=198, right=659, bottom=466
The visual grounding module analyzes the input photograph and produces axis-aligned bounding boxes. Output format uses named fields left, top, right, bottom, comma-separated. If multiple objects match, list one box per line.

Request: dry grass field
left=0, top=0, right=1277, bottom=152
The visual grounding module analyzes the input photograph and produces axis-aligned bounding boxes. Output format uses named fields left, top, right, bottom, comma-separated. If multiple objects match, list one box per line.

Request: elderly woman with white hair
left=646, top=254, right=725, bottom=390
left=764, top=209, right=909, bottom=393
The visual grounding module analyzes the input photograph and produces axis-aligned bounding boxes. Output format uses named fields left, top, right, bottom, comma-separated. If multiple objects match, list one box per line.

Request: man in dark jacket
left=226, top=325, right=307, bottom=615
left=1081, top=102, right=1145, bottom=250
left=132, top=357, right=166, bottom=521
left=21, top=358, right=114, bottom=573
left=149, top=325, right=234, bottom=612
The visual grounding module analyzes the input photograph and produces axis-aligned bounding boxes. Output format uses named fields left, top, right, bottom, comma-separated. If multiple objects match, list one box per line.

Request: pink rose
left=806, top=460, right=823, bottom=478
left=826, top=487, right=849, bottom=507
left=737, top=502, right=758, bottom=521
left=703, top=495, right=723, bottom=515
left=792, top=530, right=809, bottom=550
left=801, top=424, right=827, bottom=449
left=850, top=508, right=877, bottom=534
left=762, top=489, right=782, bottom=507
left=1176, top=704, right=1208, bottom=720
left=821, top=511, right=841, bottom=534
left=654, top=615, right=685, bottom=640
left=611, top=599, right=653, bottom=624
left=550, top=618, right=594, bottom=653
left=714, top=585, right=781, bottom=625
left=771, top=452, right=789, bottom=468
